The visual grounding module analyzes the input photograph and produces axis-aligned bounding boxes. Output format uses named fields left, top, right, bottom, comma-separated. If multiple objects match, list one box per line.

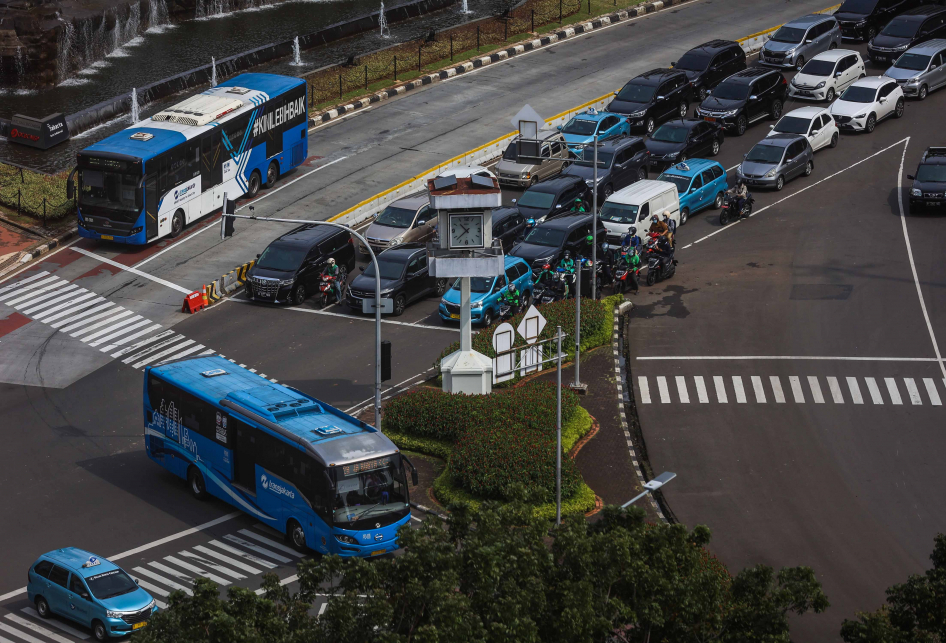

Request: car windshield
left=363, top=257, right=407, bottom=280
left=894, top=53, right=931, bottom=71
left=771, top=26, right=807, bottom=43
left=711, top=82, right=749, bottom=101
left=916, top=164, right=946, bottom=182
left=881, top=17, right=919, bottom=38
left=801, top=59, right=836, bottom=76
left=562, top=118, right=598, bottom=136
left=599, top=202, right=639, bottom=224
left=333, top=458, right=409, bottom=525
left=518, top=190, right=557, bottom=209
left=78, top=170, right=141, bottom=221
left=616, top=83, right=657, bottom=103
left=453, top=276, right=494, bottom=293
left=502, top=141, right=519, bottom=160
left=773, top=115, right=812, bottom=134
left=651, top=125, right=689, bottom=143
left=839, top=85, right=877, bottom=103
left=657, top=173, right=692, bottom=194
left=575, top=149, right=615, bottom=167
left=745, top=144, right=785, bottom=164
left=256, top=244, right=306, bottom=272
left=374, top=205, right=416, bottom=228
left=523, top=227, right=566, bottom=247
left=839, top=0, right=878, bottom=13
left=86, top=569, right=139, bottom=600
left=675, top=51, right=711, bottom=72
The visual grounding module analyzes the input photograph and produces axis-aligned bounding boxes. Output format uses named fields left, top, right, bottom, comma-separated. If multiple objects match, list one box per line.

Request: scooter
left=645, top=248, right=676, bottom=286
left=719, top=192, right=754, bottom=226
left=613, top=256, right=642, bottom=294
left=317, top=273, right=345, bottom=308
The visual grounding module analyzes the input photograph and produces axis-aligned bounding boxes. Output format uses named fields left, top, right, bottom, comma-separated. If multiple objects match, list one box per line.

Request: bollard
left=339, top=73, right=342, bottom=99
left=394, top=55, right=398, bottom=81
left=532, top=9, right=535, bottom=32
left=365, top=64, right=368, bottom=90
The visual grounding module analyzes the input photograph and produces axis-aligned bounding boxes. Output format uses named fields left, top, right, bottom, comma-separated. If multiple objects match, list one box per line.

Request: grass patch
left=0, top=163, right=74, bottom=223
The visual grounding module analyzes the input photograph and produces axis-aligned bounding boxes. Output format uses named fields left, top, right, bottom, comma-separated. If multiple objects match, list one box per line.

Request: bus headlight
left=335, top=534, right=358, bottom=545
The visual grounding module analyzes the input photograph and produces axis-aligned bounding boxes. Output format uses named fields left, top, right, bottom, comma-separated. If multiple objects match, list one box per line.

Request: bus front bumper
left=77, top=222, right=147, bottom=244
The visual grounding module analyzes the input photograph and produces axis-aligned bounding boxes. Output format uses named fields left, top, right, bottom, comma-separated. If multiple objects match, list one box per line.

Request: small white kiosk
left=428, top=170, right=504, bottom=394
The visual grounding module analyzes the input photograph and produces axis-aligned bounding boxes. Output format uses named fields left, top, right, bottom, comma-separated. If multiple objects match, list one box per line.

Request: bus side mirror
left=67, top=180, right=74, bottom=200
left=322, top=470, right=336, bottom=493
left=401, top=455, right=419, bottom=485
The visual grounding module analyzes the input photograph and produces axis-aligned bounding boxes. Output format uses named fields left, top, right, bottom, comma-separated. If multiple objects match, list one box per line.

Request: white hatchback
left=829, top=76, right=904, bottom=133
left=789, top=49, right=865, bottom=102
left=767, top=106, right=840, bottom=151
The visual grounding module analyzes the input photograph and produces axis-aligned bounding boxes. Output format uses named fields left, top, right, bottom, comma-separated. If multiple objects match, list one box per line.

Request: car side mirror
left=256, top=253, right=261, bottom=259
left=555, top=204, right=562, bottom=208
left=931, top=64, right=939, bottom=70
left=879, top=96, right=887, bottom=103
left=359, top=266, right=365, bottom=272
left=907, top=174, right=915, bottom=180
left=811, top=129, right=820, bottom=135
left=656, top=95, right=665, bottom=100
left=670, top=61, right=676, bottom=67
left=81, top=592, right=91, bottom=601
left=749, top=95, right=758, bottom=101
left=67, top=179, right=74, bottom=200
left=805, top=39, right=813, bottom=43
left=511, top=198, right=517, bottom=203
left=769, top=124, right=775, bottom=129
left=135, top=579, right=139, bottom=585
left=835, top=71, right=843, bottom=77
left=613, top=90, right=619, bottom=96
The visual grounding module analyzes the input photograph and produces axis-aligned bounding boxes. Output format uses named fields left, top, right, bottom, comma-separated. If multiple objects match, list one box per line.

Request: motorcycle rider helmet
left=327, top=258, right=336, bottom=266
left=586, top=235, right=593, bottom=244
left=564, top=251, right=571, bottom=260
left=651, top=215, right=660, bottom=224
left=542, top=263, right=551, bottom=271
left=628, top=226, right=636, bottom=236
left=508, top=282, right=517, bottom=293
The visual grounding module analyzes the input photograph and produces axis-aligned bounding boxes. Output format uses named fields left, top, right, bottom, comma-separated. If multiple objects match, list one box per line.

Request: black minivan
left=607, top=68, right=694, bottom=135
left=245, top=225, right=356, bottom=305
left=835, top=0, right=924, bottom=42
left=867, top=5, right=946, bottom=64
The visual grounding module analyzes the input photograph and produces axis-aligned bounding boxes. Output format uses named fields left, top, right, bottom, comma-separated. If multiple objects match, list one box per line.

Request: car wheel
left=825, top=87, right=836, bottom=102
left=170, top=210, right=185, bottom=238
left=710, top=139, right=720, bottom=156
left=392, top=294, right=406, bottom=316
left=795, top=56, right=805, bottom=71
left=678, top=101, right=688, bottom=118
left=188, top=466, right=208, bottom=500
left=918, top=85, right=928, bottom=100
left=735, top=114, right=747, bottom=136
left=246, top=170, right=262, bottom=198
left=804, top=160, right=813, bottom=177
left=698, top=86, right=708, bottom=101
left=680, top=207, right=689, bottom=225
left=266, top=161, right=279, bottom=188
left=774, top=175, right=785, bottom=191
left=35, top=597, right=50, bottom=618
left=92, top=620, right=107, bottom=642
left=829, top=42, right=837, bottom=50
left=530, top=176, right=538, bottom=186
left=865, top=113, right=876, bottom=133
left=830, top=132, right=839, bottom=148
left=292, top=284, right=307, bottom=305
left=435, top=278, right=448, bottom=296
left=894, top=98, right=904, bottom=118
left=713, top=192, right=724, bottom=209
left=603, top=184, right=614, bottom=199
left=287, top=519, right=307, bottom=552
left=481, top=309, right=493, bottom=327
left=645, top=117, right=656, bottom=134
left=637, top=167, right=647, bottom=182
left=770, top=99, right=782, bottom=120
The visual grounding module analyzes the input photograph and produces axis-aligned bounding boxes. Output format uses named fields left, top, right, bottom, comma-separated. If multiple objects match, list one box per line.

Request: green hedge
left=0, top=162, right=75, bottom=221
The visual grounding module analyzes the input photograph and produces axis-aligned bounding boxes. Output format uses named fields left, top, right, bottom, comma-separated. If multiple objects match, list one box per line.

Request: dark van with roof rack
left=908, top=147, right=946, bottom=211
left=606, top=69, right=693, bottom=135
left=671, top=39, right=747, bottom=101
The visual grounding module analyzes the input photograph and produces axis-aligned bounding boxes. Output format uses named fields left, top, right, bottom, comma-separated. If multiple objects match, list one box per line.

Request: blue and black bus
left=143, top=355, right=417, bottom=557
left=70, top=73, right=308, bottom=245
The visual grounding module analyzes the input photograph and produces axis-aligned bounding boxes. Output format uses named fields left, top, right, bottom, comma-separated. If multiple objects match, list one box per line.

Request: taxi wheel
left=288, top=519, right=307, bottom=552
left=92, top=620, right=108, bottom=642
left=482, top=309, right=494, bottom=327
left=188, top=467, right=209, bottom=500
left=714, top=192, right=724, bottom=209
left=435, top=279, right=448, bottom=296
left=35, top=597, right=50, bottom=618
left=679, top=208, right=689, bottom=225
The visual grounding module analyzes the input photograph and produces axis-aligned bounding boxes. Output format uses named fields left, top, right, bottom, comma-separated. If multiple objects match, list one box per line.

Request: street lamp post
left=621, top=471, right=677, bottom=508
left=591, top=133, right=598, bottom=300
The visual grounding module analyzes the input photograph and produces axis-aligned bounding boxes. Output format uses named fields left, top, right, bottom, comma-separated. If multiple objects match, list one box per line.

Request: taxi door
left=65, top=573, right=93, bottom=625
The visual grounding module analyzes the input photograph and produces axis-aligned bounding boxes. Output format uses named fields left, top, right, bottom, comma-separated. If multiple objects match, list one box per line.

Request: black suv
left=561, top=137, right=650, bottom=201
left=509, top=213, right=607, bottom=270
left=671, top=39, right=748, bottom=101
left=607, top=69, right=693, bottom=135
left=835, top=0, right=924, bottom=42
left=867, top=5, right=946, bottom=63
left=346, top=244, right=446, bottom=316
left=246, top=225, right=355, bottom=305
left=695, top=67, right=788, bottom=136
left=645, top=119, right=724, bottom=170
left=513, top=175, right=591, bottom=223
left=490, top=207, right=528, bottom=252
left=908, top=146, right=946, bottom=211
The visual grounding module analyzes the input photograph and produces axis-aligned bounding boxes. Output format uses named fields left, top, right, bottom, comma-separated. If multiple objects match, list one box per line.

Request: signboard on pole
left=362, top=298, right=394, bottom=314
left=516, top=304, right=546, bottom=376
left=511, top=104, right=544, bottom=161
left=492, top=322, right=516, bottom=384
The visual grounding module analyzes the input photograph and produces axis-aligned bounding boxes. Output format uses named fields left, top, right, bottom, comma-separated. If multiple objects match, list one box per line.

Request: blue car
left=27, top=548, right=158, bottom=641
left=655, top=159, right=729, bottom=225
left=557, top=108, right=630, bottom=154
left=439, top=256, right=534, bottom=327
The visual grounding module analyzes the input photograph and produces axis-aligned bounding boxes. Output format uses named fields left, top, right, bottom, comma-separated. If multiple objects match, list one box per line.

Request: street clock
left=448, top=212, right=485, bottom=249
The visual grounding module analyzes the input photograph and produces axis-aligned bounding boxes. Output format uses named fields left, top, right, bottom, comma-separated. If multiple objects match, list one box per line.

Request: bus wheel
left=170, top=210, right=185, bottom=238
left=266, top=162, right=279, bottom=188
left=287, top=519, right=307, bottom=552
left=188, top=467, right=208, bottom=500
left=246, top=171, right=262, bottom=198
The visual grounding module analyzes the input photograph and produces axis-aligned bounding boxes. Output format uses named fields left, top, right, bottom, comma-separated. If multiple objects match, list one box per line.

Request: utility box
left=2, top=113, right=70, bottom=149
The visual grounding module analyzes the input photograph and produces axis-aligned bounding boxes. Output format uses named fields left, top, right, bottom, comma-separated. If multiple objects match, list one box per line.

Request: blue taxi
left=439, top=256, right=534, bottom=327
left=655, top=159, right=728, bottom=225
left=557, top=108, right=630, bottom=154
left=27, top=548, right=158, bottom=641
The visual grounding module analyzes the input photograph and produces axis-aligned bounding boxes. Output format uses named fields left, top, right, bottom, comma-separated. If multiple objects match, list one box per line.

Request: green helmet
left=630, top=254, right=640, bottom=266
left=586, top=235, right=593, bottom=243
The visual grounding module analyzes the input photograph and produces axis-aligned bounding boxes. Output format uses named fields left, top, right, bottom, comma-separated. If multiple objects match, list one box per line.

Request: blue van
left=655, top=159, right=729, bottom=224
left=27, top=548, right=157, bottom=641
left=439, top=256, right=534, bottom=327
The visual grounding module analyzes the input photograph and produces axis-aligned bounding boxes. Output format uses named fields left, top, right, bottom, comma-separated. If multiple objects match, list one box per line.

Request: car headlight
left=522, top=172, right=532, bottom=179
left=471, top=300, right=483, bottom=309
left=854, top=113, right=867, bottom=119
left=855, top=19, right=867, bottom=26
left=790, top=77, right=798, bottom=86
left=765, top=169, right=777, bottom=178
left=721, top=109, right=739, bottom=117
left=277, top=278, right=295, bottom=286
left=390, top=237, right=402, bottom=246
left=335, top=534, right=358, bottom=545
left=912, top=188, right=922, bottom=197
left=380, top=289, right=394, bottom=297
left=628, top=110, right=646, bottom=118
left=534, top=256, right=553, bottom=266
left=907, top=77, right=921, bottom=85
left=894, top=43, right=909, bottom=51
left=106, top=610, right=123, bottom=619
left=815, top=81, right=826, bottom=89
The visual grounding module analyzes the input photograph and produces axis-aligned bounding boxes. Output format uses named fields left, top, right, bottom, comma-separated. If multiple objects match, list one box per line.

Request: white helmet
left=327, top=258, right=336, bottom=266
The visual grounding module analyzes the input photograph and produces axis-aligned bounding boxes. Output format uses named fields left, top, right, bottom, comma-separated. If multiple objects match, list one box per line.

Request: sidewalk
left=0, top=220, right=40, bottom=274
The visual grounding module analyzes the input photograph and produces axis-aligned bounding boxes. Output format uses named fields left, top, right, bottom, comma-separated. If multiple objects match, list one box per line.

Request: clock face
left=449, top=214, right=484, bottom=249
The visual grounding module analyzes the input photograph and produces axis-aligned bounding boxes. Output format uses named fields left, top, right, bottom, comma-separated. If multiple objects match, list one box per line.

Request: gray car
left=360, top=197, right=436, bottom=256
left=883, top=39, right=946, bottom=99
left=494, top=130, right=571, bottom=188
left=759, top=14, right=843, bottom=70
left=736, top=133, right=814, bottom=191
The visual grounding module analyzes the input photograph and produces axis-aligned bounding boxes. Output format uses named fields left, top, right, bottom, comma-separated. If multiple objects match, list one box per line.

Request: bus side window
left=178, top=390, right=220, bottom=445
left=158, top=155, right=169, bottom=195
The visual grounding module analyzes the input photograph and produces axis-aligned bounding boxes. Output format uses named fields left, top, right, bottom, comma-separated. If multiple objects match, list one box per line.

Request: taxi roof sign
left=82, top=556, right=101, bottom=568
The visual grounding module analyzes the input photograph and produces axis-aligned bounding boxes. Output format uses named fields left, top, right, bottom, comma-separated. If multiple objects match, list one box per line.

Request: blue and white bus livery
left=143, top=355, right=417, bottom=557
left=71, top=73, right=308, bottom=245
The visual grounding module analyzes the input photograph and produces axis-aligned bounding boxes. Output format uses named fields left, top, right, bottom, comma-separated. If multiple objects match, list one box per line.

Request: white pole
left=460, top=276, right=472, bottom=352
left=573, top=266, right=580, bottom=387
left=556, top=325, right=562, bottom=526
left=591, top=134, right=598, bottom=300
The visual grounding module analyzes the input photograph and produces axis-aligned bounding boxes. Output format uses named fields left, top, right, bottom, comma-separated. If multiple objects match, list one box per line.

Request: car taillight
left=781, top=77, right=787, bottom=85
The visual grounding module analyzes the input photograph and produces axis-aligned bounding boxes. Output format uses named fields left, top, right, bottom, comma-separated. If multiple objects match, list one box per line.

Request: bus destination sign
left=341, top=456, right=391, bottom=477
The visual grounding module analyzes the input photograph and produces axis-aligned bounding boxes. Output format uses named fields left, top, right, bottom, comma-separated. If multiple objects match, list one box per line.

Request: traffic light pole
left=220, top=212, right=383, bottom=430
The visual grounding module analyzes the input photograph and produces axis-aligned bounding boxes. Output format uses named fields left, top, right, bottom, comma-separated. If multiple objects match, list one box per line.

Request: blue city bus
left=70, top=73, right=307, bottom=245
left=143, top=355, right=417, bottom=557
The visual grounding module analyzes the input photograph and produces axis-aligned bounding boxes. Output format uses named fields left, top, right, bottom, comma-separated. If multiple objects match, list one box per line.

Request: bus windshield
left=333, top=458, right=409, bottom=525
left=79, top=170, right=141, bottom=220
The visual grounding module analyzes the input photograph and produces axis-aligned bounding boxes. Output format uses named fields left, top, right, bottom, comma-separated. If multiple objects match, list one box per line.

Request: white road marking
left=2, top=280, right=64, bottom=306
left=131, top=577, right=170, bottom=598
left=903, top=378, right=922, bottom=405
left=656, top=376, right=670, bottom=403
left=926, top=378, right=942, bottom=405
left=318, top=602, right=328, bottom=616
left=18, top=609, right=89, bottom=639
left=132, top=566, right=193, bottom=595
left=864, top=378, right=884, bottom=404
left=159, top=342, right=207, bottom=362
left=638, top=376, right=651, bottom=404
left=3, top=615, right=75, bottom=643
left=132, top=339, right=196, bottom=369
left=17, top=284, right=80, bottom=314
left=89, top=318, right=154, bottom=347
left=179, top=550, right=247, bottom=580
left=32, top=292, right=99, bottom=321
left=675, top=375, right=689, bottom=403
left=147, top=561, right=195, bottom=585
left=826, top=377, right=844, bottom=403
left=192, top=545, right=263, bottom=575
left=73, top=247, right=192, bottom=294
left=122, top=334, right=187, bottom=364
left=694, top=375, right=709, bottom=403
left=789, top=376, right=805, bottom=403
left=714, top=375, right=728, bottom=403
left=0, top=275, right=59, bottom=301
left=885, top=378, right=903, bottom=405
left=0, top=622, right=62, bottom=643
left=847, top=377, right=864, bottom=404
left=48, top=301, right=113, bottom=328
left=750, top=375, right=766, bottom=403
left=228, top=299, right=458, bottom=332
left=0, top=270, right=49, bottom=294
left=808, top=376, right=825, bottom=404
left=207, top=539, right=277, bottom=569
left=636, top=355, right=942, bottom=362
left=769, top=376, right=786, bottom=403
left=253, top=573, right=300, bottom=596
left=732, top=376, right=747, bottom=403
left=162, top=555, right=231, bottom=586
left=69, top=309, right=135, bottom=337
left=111, top=329, right=176, bottom=357
left=56, top=305, right=119, bottom=332
left=223, top=534, right=293, bottom=564
left=78, top=314, right=142, bottom=342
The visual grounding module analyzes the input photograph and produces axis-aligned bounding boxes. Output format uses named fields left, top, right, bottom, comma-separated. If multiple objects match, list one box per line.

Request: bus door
left=145, top=174, right=159, bottom=240
left=233, top=422, right=257, bottom=493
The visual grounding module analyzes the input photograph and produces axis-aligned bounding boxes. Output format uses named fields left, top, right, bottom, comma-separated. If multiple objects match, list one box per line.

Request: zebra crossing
left=0, top=271, right=275, bottom=379
left=636, top=374, right=946, bottom=406
left=0, top=524, right=305, bottom=642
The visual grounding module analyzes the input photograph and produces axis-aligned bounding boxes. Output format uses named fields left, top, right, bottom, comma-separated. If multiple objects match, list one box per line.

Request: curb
left=0, top=226, right=77, bottom=281
left=192, top=259, right=255, bottom=312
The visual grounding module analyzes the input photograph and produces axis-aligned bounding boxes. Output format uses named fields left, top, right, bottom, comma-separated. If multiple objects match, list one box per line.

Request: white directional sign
left=510, top=104, right=545, bottom=132
left=516, top=304, right=546, bottom=344
left=491, top=322, right=516, bottom=384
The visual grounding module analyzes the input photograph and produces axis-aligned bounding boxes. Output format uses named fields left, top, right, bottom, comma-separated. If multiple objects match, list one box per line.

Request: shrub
left=0, top=162, right=74, bottom=221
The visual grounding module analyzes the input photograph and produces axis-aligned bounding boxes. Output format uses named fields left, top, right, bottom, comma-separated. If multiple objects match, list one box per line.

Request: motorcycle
left=534, top=279, right=566, bottom=305
left=499, top=300, right=523, bottom=320
left=645, top=248, right=676, bottom=286
left=613, top=256, right=642, bottom=295
left=317, top=272, right=345, bottom=308
left=719, top=192, right=754, bottom=226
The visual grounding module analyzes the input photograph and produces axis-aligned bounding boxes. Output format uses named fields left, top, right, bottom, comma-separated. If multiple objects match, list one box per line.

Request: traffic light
left=221, top=196, right=236, bottom=239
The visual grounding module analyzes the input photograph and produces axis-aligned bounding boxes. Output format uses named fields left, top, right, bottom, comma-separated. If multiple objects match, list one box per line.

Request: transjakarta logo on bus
left=260, top=473, right=295, bottom=499
left=252, top=96, right=305, bottom=138
left=174, top=181, right=196, bottom=203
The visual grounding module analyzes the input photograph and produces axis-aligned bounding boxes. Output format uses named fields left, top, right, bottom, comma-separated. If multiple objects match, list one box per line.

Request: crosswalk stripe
left=847, top=377, right=864, bottom=404
left=694, top=376, right=709, bottom=403
left=179, top=550, right=247, bottom=580
left=750, top=376, right=766, bottom=403
left=2, top=615, right=74, bottom=643
left=207, top=539, right=277, bottom=569
left=193, top=545, right=263, bottom=575
left=162, top=555, right=231, bottom=586
left=100, top=323, right=164, bottom=353
left=39, top=296, right=104, bottom=324
left=864, top=378, right=884, bottom=404
left=903, top=378, right=922, bottom=405
left=88, top=318, right=153, bottom=347
left=0, top=276, right=59, bottom=302
left=713, top=375, right=728, bottom=403
left=69, top=309, right=134, bottom=338
left=788, top=376, right=805, bottom=403
left=78, top=314, right=142, bottom=343
left=122, top=334, right=186, bottom=364
left=132, top=566, right=193, bottom=595
left=885, top=378, right=903, bottom=405
left=32, top=292, right=99, bottom=321
left=237, top=529, right=303, bottom=558
left=18, top=609, right=89, bottom=639
left=199, top=349, right=216, bottom=356
left=769, top=376, right=786, bottom=403
left=49, top=301, right=115, bottom=329
left=132, top=339, right=195, bottom=369
left=16, top=285, right=80, bottom=314
left=675, top=376, right=689, bottom=403
left=732, top=376, right=747, bottom=403
left=111, top=329, right=176, bottom=358
left=148, top=561, right=196, bottom=586
left=921, top=377, right=939, bottom=404
left=0, top=622, right=52, bottom=643
left=131, top=577, right=171, bottom=598
left=826, top=377, right=844, bottom=403
left=56, top=305, right=119, bottom=332
left=3, top=281, right=66, bottom=307
left=157, top=343, right=206, bottom=363
left=0, top=271, right=49, bottom=295
left=223, top=534, right=293, bottom=564
left=656, top=376, right=670, bottom=403
left=638, top=377, right=651, bottom=404
left=808, top=376, right=825, bottom=404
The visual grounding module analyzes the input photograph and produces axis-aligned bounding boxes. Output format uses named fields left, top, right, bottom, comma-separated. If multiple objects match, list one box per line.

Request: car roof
left=724, top=67, right=780, bottom=84
left=851, top=75, right=889, bottom=88
left=379, top=243, right=425, bottom=260
left=529, top=175, right=583, bottom=193
left=274, top=223, right=347, bottom=247
left=628, top=68, right=686, bottom=86
left=654, top=118, right=703, bottom=131
left=784, top=13, right=835, bottom=27
left=568, top=109, right=611, bottom=122
left=686, top=39, right=741, bottom=55
left=389, top=197, right=428, bottom=210
left=905, top=38, right=946, bottom=55
left=811, top=48, right=857, bottom=62
left=492, top=206, right=520, bottom=222
left=782, top=105, right=828, bottom=119
left=897, top=4, right=946, bottom=18
left=592, top=135, right=645, bottom=153
left=41, top=548, right=121, bottom=577
left=659, top=159, right=722, bottom=177
left=921, top=147, right=946, bottom=164
left=504, top=255, right=529, bottom=268
left=608, top=179, right=676, bottom=204
left=756, top=133, right=803, bottom=147
left=536, top=213, right=592, bottom=230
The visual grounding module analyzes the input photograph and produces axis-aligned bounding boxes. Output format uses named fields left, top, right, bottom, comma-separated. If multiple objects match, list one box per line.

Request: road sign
left=510, top=104, right=544, bottom=132
left=362, top=298, right=394, bottom=314
left=516, top=304, right=546, bottom=344
left=492, top=322, right=516, bottom=384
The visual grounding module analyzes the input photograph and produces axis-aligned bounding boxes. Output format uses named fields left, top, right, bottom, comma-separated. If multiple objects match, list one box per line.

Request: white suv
left=829, top=76, right=904, bottom=133
left=789, top=49, right=866, bottom=102
left=767, top=106, right=840, bottom=151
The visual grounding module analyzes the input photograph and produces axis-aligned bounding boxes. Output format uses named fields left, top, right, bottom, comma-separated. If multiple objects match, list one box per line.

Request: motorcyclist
left=648, top=215, right=670, bottom=243
left=499, top=282, right=521, bottom=314
left=727, top=180, right=749, bottom=215
left=661, top=210, right=677, bottom=247
left=535, top=263, right=556, bottom=286
left=558, top=250, right=575, bottom=274
left=616, top=246, right=641, bottom=294
left=570, top=197, right=587, bottom=213
left=621, top=226, right=641, bottom=251
left=550, top=270, right=569, bottom=299
left=321, top=258, right=342, bottom=302
left=645, top=233, right=674, bottom=276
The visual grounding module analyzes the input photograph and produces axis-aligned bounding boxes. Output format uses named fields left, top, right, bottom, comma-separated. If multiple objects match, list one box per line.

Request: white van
left=599, top=180, right=680, bottom=243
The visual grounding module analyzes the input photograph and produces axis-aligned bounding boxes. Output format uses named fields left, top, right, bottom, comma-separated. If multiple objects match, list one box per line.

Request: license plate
left=874, top=55, right=885, bottom=62
left=133, top=622, right=147, bottom=630
left=449, top=313, right=459, bottom=319
left=930, top=201, right=942, bottom=206
left=797, top=91, right=812, bottom=96
left=100, top=235, right=113, bottom=240
left=703, top=116, right=716, bottom=122
left=371, top=550, right=386, bottom=556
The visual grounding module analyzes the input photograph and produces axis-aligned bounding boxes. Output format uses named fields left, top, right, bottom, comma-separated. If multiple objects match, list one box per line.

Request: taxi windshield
left=86, top=569, right=139, bottom=600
